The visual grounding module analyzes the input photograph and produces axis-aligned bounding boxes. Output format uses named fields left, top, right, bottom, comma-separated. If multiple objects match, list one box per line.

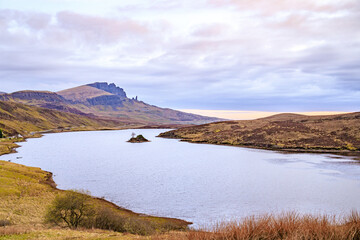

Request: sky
left=0, top=0, right=359, bottom=113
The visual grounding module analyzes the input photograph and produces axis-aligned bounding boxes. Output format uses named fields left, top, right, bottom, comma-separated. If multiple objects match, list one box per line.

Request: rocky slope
left=159, top=112, right=360, bottom=152
left=0, top=82, right=220, bottom=125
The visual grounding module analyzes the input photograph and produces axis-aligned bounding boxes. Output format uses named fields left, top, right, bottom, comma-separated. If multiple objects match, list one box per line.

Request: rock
left=87, top=82, right=127, bottom=98
left=127, top=135, right=149, bottom=143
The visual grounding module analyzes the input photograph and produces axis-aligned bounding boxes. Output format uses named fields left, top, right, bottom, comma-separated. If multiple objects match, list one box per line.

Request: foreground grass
left=0, top=227, right=142, bottom=240
left=184, top=212, right=360, bottom=240
left=2, top=212, right=360, bottom=240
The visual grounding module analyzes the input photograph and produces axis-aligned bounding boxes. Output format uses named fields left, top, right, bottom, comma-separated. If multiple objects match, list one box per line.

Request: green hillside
left=0, top=101, right=127, bottom=137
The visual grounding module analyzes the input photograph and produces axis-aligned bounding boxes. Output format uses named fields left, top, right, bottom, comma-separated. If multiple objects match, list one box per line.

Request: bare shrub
left=45, top=190, right=95, bottom=229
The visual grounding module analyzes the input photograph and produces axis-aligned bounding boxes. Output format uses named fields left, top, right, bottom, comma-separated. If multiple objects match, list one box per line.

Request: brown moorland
left=158, top=112, right=360, bottom=153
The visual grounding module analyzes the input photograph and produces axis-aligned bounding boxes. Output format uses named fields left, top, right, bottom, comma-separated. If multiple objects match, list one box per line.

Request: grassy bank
left=0, top=160, right=189, bottom=239
left=0, top=139, right=21, bottom=156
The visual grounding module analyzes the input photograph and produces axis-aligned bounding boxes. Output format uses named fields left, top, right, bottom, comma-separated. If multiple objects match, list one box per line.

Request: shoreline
left=158, top=136, right=360, bottom=160
left=0, top=126, right=192, bottom=228
left=2, top=125, right=359, bottom=231
left=43, top=168, right=192, bottom=226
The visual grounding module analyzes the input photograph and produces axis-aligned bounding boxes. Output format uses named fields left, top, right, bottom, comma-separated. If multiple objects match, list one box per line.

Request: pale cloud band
left=180, top=109, right=350, bottom=120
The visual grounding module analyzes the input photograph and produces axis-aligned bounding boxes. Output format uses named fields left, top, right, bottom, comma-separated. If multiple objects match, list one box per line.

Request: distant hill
left=159, top=112, right=360, bottom=152
left=0, top=100, right=125, bottom=137
left=0, top=82, right=221, bottom=125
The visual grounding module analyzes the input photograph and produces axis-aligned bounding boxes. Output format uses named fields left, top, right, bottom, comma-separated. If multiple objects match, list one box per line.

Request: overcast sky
left=0, top=0, right=359, bottom=111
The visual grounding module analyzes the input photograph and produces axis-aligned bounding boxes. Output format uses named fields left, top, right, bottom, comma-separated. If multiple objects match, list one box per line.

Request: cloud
left=192, top=23, right=230, bottom=38
left=56, top=11, right=149, bottom=45
left=0, top=1, right=359, bottom=111
left=208, top=0, right=359, bottom=15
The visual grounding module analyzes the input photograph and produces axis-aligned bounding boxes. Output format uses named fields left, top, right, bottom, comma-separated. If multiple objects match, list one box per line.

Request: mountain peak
left=87, top=82, right=127, bottom=98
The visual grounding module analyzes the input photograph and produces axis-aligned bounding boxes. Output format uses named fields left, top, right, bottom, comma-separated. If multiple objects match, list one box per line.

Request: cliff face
left=87, top=95, right=124, bottom=107
left=87, top=82, right=127, bottom=98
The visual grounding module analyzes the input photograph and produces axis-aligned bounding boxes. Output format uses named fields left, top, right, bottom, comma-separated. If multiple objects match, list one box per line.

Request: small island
left=127, top=134, right=149, bottom=143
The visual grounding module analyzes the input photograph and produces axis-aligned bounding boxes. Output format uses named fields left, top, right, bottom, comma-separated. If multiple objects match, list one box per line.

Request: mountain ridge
left=0, top=82, right=222, bottom=125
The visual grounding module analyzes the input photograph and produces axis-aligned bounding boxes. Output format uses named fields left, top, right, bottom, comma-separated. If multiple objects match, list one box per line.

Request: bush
left=0, top=219, right=11, bottom=227
left=123, top=217, right=155, bottom=235
left=44, top=190, right=182, bottom=235
left=94, top=207, right=154, bottom=235
left=45, top=190, right=95, bottom=229
left=94, top=207, right=126, bottom=232
left=0, top=129, right=3, bottom=138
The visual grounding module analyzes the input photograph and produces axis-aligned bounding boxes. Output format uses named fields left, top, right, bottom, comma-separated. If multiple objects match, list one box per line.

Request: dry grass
left=0, top=139, right=20, bottom=156
left=0, top=160, right=57, bottom=225
left=0, top=226, right=29, bottom=236
left=185, top=212, right=360, bottom=240
left=0, top=227, right=146, bottom=239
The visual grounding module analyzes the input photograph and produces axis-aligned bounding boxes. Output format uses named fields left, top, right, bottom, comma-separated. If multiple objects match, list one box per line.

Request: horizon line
left=179, top=109, right=351, bottom=120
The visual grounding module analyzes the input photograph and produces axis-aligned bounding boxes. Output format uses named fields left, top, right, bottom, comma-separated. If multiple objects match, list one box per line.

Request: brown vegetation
left=159, top=112, right=360, bottom=153
left=150, top=212, right=360, bottom=240
left=186, top=212, right=360, bottom=240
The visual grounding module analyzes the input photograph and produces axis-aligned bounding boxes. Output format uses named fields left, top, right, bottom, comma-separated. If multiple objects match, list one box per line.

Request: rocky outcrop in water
left=127, top=134, right=149, bottom=143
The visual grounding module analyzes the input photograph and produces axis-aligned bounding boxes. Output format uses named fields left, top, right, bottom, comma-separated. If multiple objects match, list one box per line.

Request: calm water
left=6, top=129, right=360, bottom=227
